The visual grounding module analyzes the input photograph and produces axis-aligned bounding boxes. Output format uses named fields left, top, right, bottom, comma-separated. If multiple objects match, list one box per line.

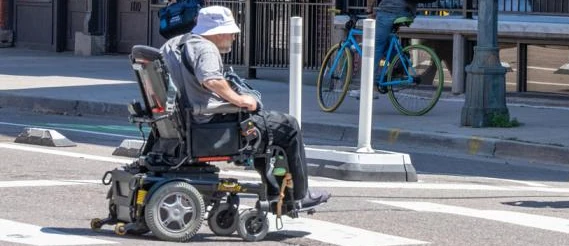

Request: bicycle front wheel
left=386, top=44, right=444, bottom=116
left=316, top=44, right=353, bottom=112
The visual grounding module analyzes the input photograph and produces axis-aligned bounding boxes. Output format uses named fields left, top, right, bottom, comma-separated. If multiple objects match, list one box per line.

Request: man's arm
left=202, top=79, right=257, bottom=111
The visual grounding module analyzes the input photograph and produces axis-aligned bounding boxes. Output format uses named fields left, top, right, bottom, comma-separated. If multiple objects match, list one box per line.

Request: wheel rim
left=216, top=209, right=236, bottom=229
left=245, top=217, right=263, bottom=234
left=156, top=192, right=197, bottom=234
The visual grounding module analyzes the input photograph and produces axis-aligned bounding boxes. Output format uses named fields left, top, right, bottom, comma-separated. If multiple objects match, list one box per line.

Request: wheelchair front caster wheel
left=237, top=209, right=269, bottom=242
left=90, top=218, right=103, bottom=231
left=208, top=203, right=238, bottom=236
left=114, top=223, right=127, bottom=236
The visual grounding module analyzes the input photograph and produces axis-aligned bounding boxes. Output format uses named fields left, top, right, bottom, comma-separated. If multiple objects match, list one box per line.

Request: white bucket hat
left=192, top=6, right=241, bottom=36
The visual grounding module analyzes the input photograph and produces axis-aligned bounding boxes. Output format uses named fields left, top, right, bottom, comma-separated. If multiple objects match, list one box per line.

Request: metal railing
left=345, top=0, right=569, bottom=17
left=208, top=0, right=335, bottom=74
left=208, top=0, right=568, bottom=75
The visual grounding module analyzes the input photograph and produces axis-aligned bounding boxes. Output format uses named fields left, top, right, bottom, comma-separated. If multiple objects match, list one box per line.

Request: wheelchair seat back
left=130, top=45, right=181, bottom=140
left=129, top=45, right=245, bottom=168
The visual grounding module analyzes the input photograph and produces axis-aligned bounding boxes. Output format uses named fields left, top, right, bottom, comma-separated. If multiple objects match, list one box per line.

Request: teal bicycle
left=316, top=10, right=444, bottom=116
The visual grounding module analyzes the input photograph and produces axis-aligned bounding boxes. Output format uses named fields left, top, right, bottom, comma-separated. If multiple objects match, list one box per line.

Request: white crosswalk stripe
left=0, top=180, right=99, bottom=188
left=371, top=201, right=569, bottom=234
left=267, top=214, right=428, bottom=246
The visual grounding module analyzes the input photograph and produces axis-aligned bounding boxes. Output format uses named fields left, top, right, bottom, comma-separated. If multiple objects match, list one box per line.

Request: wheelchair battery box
left=110, top=169, right=137, bottom=223
left=191, top=122, right=240, bottom=157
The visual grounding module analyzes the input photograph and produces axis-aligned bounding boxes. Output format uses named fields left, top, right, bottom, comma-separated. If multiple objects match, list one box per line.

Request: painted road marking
left=0, top=219, right=116, bottom=245
left=371, top=201, right=569, bottom=234
left=268, top=213, right=428, bottom=246
left=1, top=143, right=568, bottom=193
left=0, top=143, right=133, bottom=164
left=234, top=205, right=429, bottom=246
left=0, top=121, right=141, bottom=139
left=479, top=177, right=548, bottom=187
left=0, top=180, right=99, bottom=188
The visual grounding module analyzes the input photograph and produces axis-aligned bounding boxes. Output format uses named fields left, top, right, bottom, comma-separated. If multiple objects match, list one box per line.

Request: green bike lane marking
left=40, top=123, right=149, bottom=134
left=0, top=121, right=148, bottom=139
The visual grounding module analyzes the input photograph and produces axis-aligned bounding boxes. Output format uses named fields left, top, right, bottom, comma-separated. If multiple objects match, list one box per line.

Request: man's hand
left=367, top=11, right=376, bottom=19
left=203, top=78, right=257, bottom=111
left=240, top=95, right=257, bottom=111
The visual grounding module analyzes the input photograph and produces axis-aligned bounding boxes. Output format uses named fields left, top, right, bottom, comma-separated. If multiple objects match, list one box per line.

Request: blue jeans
left=374, top=10, right=412, bottom=78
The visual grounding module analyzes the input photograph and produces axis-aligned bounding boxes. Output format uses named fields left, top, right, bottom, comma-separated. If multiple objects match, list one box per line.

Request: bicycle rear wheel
left=316, top=44, right=353, bottom=112
left=386, top=44, right=444, bottom=116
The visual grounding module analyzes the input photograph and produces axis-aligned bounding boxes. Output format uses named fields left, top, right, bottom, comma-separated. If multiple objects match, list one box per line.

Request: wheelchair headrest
left=131, top=45, right=163, bottom=62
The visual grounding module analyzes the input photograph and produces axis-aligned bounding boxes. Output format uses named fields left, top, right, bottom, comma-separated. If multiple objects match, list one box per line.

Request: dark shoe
left=300, top=188, right=331, bottom=209
left=376, top=85, right=389, bottom=94
left=392, top=62, right=406, bottom=78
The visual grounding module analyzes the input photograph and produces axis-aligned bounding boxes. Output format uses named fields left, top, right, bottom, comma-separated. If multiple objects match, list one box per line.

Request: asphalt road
left=1, top=108, right=569, bottom=246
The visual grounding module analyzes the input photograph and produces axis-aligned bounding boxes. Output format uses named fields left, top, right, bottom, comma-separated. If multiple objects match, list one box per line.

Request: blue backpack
left=158, top=0, right=202, bottom=39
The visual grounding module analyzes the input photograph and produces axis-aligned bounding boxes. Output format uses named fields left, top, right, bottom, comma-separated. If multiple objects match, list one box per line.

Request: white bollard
left=356, top=19, right=375, bottom=153
left=289, top=17, right=303, bottom=128
left=411, top=39, right=420, bottom=67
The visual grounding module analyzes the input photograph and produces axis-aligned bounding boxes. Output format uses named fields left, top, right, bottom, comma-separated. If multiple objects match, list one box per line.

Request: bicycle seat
left=393, top=16, right=414, bottom=27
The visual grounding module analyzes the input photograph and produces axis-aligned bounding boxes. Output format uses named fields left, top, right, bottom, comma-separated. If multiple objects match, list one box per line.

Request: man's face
left=216, top=33, right=236, bottom=54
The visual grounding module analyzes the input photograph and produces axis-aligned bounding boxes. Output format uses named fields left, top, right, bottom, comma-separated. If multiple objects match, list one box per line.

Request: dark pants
left=211, top=110, right=308, bottom=201
left=374, top=10, right=414, bottom=79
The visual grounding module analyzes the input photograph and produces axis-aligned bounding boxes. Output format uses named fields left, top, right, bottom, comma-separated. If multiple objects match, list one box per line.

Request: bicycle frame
left=326, top=28, right=417, bottom=88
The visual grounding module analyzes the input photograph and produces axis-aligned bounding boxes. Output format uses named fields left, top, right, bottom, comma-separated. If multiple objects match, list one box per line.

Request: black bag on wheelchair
left=158, top=0, right=202, bottom=39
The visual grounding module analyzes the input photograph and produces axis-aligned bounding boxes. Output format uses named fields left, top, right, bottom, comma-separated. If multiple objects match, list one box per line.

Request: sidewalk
left=1, top=48, right=568, bottom=166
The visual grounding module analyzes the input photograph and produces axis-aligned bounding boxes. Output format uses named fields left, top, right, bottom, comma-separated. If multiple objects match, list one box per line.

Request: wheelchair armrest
left=129, top=114, right=169, bottom=124
left=192, top=103, right=244, bottom=115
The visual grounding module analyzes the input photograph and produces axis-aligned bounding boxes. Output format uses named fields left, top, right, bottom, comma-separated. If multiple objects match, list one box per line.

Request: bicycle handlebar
left=328, top=8, right=369, bottom=30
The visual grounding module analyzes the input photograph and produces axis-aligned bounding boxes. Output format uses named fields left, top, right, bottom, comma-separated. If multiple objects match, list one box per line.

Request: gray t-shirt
left=161, top=34, right=226, bottom=124
left=377, top=0, right=417, bottom=15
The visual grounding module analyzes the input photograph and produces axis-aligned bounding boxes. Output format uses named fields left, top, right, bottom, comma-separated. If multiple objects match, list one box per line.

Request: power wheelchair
left=90, top=45, right=309, bottom=242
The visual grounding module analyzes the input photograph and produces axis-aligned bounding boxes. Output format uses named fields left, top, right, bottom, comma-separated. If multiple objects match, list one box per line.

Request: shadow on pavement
left=502, top=200, right=569, bottom=209
left=42, top=226, right=309, bottom=243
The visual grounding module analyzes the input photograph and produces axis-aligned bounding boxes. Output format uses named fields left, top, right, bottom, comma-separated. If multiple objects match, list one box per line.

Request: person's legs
left=251, top=110, right=307, bottom=200
left=250, top=110, right=331, bottom=209
left=374, top=11, right=398, bottom=79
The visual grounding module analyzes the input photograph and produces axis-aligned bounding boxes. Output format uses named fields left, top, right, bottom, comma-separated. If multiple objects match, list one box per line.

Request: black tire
left=90, top=218, right=102, bottom=231
left=236, top=209, right=269, bottom=242
left=144, top=181, right=205, bottom=242
left=316, top=43, right=353, bottom=112
left=208, top=203, right=238, bottom=236
left=386, top=44, right=444, bottom=116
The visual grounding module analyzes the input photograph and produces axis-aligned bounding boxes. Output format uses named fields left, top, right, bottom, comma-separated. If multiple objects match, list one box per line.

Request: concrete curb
left=2, top=93, right=568, bottom=166
left=306, top=146, right=417, bottom=182
left=302, top=122, right=569, bottom=165
left=0, top=92, right=128, bottom=117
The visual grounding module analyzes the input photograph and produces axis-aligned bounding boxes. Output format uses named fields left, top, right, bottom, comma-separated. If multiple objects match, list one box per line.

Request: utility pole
left=461, top=0, right=509, bottom=127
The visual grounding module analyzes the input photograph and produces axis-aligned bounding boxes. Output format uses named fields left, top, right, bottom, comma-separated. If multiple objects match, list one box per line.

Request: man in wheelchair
left=161, top=5, right=330, bottom=211
left=91, top=5, right=330, bottom=243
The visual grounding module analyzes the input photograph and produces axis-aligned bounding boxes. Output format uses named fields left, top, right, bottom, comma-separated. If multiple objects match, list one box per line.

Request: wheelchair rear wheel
left=144, top=181, right=205, bottom=242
